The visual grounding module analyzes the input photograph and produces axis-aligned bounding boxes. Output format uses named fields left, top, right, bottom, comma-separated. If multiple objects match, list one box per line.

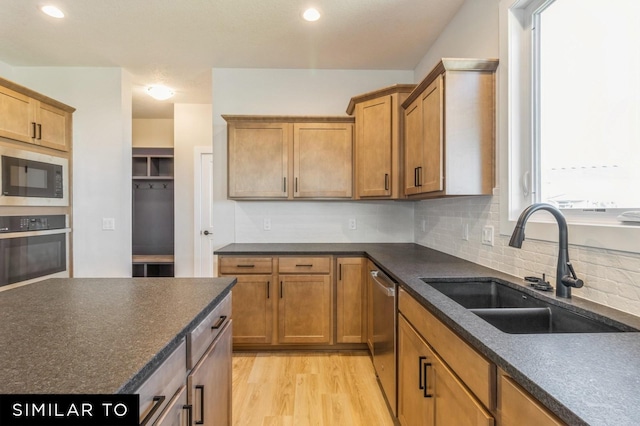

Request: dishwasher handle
left=371, top=270, right=395, bottom=297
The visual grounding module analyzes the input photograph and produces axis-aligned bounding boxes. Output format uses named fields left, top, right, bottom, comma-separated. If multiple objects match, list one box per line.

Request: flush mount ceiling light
left=302, top=8, right=321, bottom=22
left=40, top=5, right=65, bottom=18
left=146, top=85, right=175, bottom=100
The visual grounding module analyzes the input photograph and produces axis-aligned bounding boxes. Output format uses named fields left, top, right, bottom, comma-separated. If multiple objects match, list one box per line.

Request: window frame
left=499, top=0, right=640, bottom=253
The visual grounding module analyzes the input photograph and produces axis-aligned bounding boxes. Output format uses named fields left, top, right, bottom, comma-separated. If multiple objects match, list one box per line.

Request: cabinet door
left=153, top=385, right=189, bottom=426
left=398, top=315, right=494, bottom=426
left=336, top=257, right=366, bottom=343
left=404, top=96, right=423, bottom=195
left=188, top=320, right=232, bottom=426
left=0, top=85, right=36, bottom=144
left=432, top=351, right=494, bottom=426
left=227, top=122, right=290, bottom=198
left=278, top=274, right=331, bottom=344
left=398, top=315, right=434, bottom=426
left=293, top=122, right=353, bottom=198
left=357, top=96, right=392, bottom=198
left=230, top=275, right=273, bottom=344
left=420, top=75, right=444, bottom=193
left=498, top=372, right=564, bottom=426
left=37, top=102, right=70, bottom=151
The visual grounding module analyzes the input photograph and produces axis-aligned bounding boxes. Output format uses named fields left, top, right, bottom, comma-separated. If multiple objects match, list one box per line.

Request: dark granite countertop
left=216, top=243, right=640, bottom=425
left=0, top=277, right=235, bottom=394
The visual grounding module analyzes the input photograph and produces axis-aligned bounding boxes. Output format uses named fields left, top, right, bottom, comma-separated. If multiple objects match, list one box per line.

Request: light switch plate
left=102, top=218, right=115, bottom=231
left=481, top=225, right=494, bottom=246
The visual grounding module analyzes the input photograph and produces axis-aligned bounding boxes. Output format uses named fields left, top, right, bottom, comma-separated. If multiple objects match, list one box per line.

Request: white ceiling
left=0, top=0, right=465, bottom=118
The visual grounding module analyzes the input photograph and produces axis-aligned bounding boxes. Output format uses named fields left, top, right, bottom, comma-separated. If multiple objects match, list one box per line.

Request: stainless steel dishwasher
left=369, top=262, right=397, bottom=416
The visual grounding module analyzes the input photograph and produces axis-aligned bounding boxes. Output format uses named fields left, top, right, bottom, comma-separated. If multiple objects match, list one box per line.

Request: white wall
left=174, top=104, right=212, bottom=276
left=211, top=68, right=415, bottom=247
left=11, top=67, right=133, bottom=277
left=132, top=119, right=174, bottom=147
left=412, top=0, right=640, bottom=316
left=0, top=60, right=14, bottom=79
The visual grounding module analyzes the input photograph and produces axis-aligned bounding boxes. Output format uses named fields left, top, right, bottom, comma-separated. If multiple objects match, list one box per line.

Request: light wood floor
left=232, top=351, right=395, bottom=426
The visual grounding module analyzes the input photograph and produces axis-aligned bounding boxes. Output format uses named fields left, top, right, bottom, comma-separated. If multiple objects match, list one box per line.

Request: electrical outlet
left=263, top=218, right=271, bottom=231
left=102, top=218, right=115, bottom=231
left=481, top=225, right=494, bottom=246
left=348, top=218, right=357, bottom=230
left=462, top=223, right=469, bottom=241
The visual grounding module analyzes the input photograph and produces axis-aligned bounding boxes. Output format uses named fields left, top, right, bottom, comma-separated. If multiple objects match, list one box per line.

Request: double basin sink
left=422, top=279, right=637, bottom=334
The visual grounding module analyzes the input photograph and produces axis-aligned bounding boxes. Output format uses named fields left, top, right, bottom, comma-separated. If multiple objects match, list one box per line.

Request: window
left=500, top=0, right=640, bottom=253
left=534, top=0, right=640, bottom=216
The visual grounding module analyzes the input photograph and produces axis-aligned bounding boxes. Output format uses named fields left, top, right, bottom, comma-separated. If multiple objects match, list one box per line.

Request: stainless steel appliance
left=0, top=146, right=68, bottom=206
left=369, top=262, right=397, bottom=416
left=0, top=215, right=69, bottom=288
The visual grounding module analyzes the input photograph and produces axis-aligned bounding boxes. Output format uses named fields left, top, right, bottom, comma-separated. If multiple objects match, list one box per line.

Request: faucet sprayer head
left=508, top=225, right=525, bottom=248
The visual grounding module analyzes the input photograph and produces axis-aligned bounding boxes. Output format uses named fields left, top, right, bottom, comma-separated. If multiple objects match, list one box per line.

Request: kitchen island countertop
left=216, top=243, right=640, bottom=426
left=0, top=277, right=235, bottom=394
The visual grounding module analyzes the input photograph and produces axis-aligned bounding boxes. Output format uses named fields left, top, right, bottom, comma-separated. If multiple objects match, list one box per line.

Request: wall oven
left=0, top=215, right=69, bottom=289
left=0, top=146, right=68, bottom=206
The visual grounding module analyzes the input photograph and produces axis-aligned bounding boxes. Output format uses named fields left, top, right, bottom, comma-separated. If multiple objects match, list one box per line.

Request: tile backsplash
left=235, top=200, right=414, bottom=243
left=414, top=194, right=640, bottom=317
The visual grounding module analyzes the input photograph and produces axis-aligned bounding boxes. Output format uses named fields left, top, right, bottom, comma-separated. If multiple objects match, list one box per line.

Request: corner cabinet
left=402, top=59, right=498, bottom=198
left=223, top=115, right=354, bottom=200
left=0, top=77, right=74, bottom=152
left=347, top=84, right=415, bottom=199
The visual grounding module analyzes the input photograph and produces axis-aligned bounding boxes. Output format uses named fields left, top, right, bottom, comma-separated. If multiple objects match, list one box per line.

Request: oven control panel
left=0, top=215, right=66, bottom=233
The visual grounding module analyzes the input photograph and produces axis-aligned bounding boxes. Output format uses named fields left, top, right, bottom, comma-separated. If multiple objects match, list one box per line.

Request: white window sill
left=500, top=218, right=640, bottom=254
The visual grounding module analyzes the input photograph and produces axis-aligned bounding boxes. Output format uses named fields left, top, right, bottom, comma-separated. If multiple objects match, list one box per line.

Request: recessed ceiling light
left=146, top=85, right=175, bottom=101
left=303, top=8, right=321, bottom=22
left=40, top=5, right=65, bottom=18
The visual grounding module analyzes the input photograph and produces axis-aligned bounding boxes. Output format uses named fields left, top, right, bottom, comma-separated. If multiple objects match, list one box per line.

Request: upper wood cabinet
left=347, top=84, right=415, bottom=199
left=402, top=59, right=498, bottom=198
left=224, top=115, right=354, bottom=200
left=226, top=120, right=290, bottom=199
left=0, top=77, right=74, bottom=152
left=293, top=122, right=353, bottom=198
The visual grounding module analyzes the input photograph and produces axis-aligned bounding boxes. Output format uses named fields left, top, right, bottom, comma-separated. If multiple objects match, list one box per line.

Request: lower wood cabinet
left=187, top=320, right=233, bottom=426
left=153, top=385, right=189, bottom=426
left=219, top=255, right=335, bottom=347
left=230, top=275, right=273, bottom=344
left=278, top=274, right=331, bottom=344
left=336, top=257, right=366, bottom=343
left=497, top=370, right=564, bottom=426
left=398, top=315, right=494, bottom=426
left=398, top=288, right=495, bottom=426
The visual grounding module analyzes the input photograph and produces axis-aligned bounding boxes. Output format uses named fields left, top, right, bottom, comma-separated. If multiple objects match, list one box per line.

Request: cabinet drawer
left=398, top=288, right=495, bottom=410
left=278, top=256, right=331, bottom=274
left=187, top=292, right=232, bottom=369
left=219, top=257, right=273, bottom=274
left=135, top=339, right=187, bottom=426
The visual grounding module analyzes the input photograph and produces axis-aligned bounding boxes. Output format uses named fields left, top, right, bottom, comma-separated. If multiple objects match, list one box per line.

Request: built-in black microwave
left=0, top=146, right=68, bottom=206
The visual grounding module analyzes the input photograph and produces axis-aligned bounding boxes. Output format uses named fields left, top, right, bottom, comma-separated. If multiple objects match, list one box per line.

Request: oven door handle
left=371, top=270, right=395, bottom=297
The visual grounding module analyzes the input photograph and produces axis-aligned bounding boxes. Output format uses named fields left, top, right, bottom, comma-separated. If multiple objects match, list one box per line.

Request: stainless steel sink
left=422, top=279, right=636, bottom=334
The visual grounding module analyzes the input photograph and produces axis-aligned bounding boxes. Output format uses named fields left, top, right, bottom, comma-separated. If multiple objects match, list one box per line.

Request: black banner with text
left=0, top=394, right=139, bottom=426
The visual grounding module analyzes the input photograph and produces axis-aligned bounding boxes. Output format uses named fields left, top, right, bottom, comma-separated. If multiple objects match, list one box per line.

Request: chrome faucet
left=508, top=203, right=584, bottom=298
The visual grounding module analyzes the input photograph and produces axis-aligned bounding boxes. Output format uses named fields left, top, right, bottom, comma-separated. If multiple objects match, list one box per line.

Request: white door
left=194, top=150, right=214, bottom=276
